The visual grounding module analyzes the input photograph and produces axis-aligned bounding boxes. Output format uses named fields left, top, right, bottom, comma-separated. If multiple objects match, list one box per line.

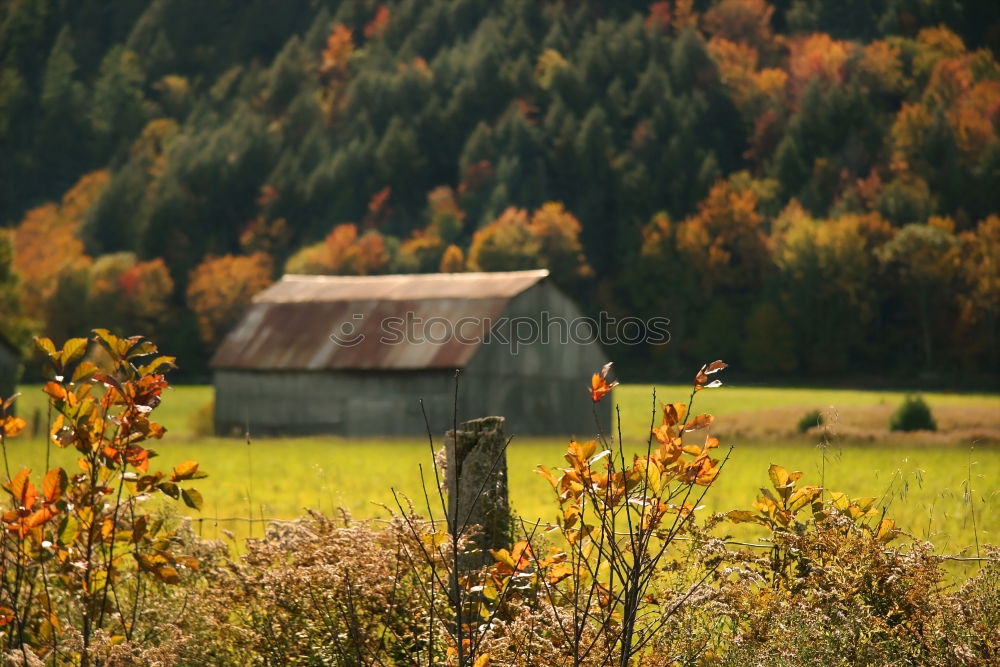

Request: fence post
left=444, top=416, right=511, bottom=569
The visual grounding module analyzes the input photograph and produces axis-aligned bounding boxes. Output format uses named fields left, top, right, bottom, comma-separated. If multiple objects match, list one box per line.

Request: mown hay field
left=9, top=383, right=999, bottom=567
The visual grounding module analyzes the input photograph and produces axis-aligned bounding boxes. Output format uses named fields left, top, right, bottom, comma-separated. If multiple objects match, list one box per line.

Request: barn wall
left=214, top=369, right=458, bottom=437
left=462, top=281, right=611, bottom=436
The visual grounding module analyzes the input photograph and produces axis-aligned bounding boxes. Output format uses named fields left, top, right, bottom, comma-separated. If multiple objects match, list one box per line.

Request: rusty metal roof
left=210, top=270, right=550, bottom=370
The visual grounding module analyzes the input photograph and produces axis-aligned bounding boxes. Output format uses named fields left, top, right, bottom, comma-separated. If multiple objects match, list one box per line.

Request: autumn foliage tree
left=285, top=224, right=389, bottom=276
left=955, top=215, right=1000, bottom=368
left=467, top=208, right=539, bottom=272
left=468, top=203, right=591, bottom=282
left=186, top=253, right=273, bottom=349
left=13, top=171, right=109, bottom=321
left=87, top=253, right=174, bottom=337
left=774, top=206, right=894, bottom=371
left=318, top=24, right=354, bottom=123
left=676, top=180, right=770, bottom=298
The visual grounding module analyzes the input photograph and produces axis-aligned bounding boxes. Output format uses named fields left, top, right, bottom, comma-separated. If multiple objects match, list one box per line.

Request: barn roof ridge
left=252, top=269, right=551, bottom=304
left=279, top=268, right=549, bottom=282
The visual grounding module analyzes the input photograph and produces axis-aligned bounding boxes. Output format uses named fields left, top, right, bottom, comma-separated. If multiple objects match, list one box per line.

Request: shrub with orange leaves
left=524, top=360, right=729, bottom=663
left=0, top=331, right=207, bottom=661
left=528, top=202, right=593, bottom=280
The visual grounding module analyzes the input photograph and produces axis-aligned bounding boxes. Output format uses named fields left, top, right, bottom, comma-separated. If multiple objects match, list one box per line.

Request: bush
left=797, top=409, right=824, bottom=433
left=889, top=394, right=937, bottom=431
left=0, top=331, right=209, bottom=662
left=189, top=399, right=215, bottom=437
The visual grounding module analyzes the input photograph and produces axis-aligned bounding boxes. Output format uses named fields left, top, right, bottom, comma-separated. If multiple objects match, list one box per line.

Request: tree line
left=0, top=0, right=997, bottom=381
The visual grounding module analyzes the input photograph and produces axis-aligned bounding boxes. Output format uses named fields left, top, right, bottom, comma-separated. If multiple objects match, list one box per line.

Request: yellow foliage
left=676, top=181, right=769, bottom=295
left=859, top=40, right=903, bottom=92
left=775, top=211, right=892, bottom=318
left=12, top=170, right=110, bottom=318
left=285, top=224, right=388, bottom=276
left=535, top=48, right=569, bottom=89
left=186, top=253, right=273, bottom=347
left=949, top=79, right=1000, bottom=162
left=958, top=215, right=1000, bottom=327
left=439, top=244, right=466, bottom=272
left=468, top=203, right=591, bottom=280
left=396, top=231, right=444, bottom=273
left=788, top=33, right=851, bottom=87
left=467, top=207, right=537, bottom=272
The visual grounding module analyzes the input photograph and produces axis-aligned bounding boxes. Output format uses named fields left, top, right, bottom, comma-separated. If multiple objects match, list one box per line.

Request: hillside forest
left=0, top=0, right=998, bottom=382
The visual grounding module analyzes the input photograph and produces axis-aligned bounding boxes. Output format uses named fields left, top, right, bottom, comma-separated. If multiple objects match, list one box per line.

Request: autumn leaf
left=662, top=402, right=687, bottom=427
left=510, top=540, right=534, bottom=571
left=34, top=337, right=56, bottom=358
left=42, top=468, right=67, bottom=504
left=683, top=413, right=714, bottom=432
left=589, top=361, right=619, bottom=403
left=59, top=337, right=89, bottom=368
left=126, top=446, right=150, bottom=473
left=1, top=416, right=27, bottom=438
left=535, top=465, right=558, bottom=488
left=42, top=382, right=67, bottom=402
left=694, top=360, right=728, bottom=390
left=695, top=360, right=727, bottom=383
left=565, top=440, right=598, bottom=468
left=876, top=518, right=898, bottom=543
left=170, top=460, right=205, bottom=482
left=181, top=488, right=204, bottom=511
left=137, top=356, right=176, bottom=376
left=10, top=469, right=36, bottom=509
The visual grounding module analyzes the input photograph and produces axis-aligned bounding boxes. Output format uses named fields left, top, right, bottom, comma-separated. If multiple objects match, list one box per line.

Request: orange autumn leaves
left=541, top=361, right=727, bottom=541
left=589, top=361, right=618, bottom=402
left=2, top=468, right=65, bottom=538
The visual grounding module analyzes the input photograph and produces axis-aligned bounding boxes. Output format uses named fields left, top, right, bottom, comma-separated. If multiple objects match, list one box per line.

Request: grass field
left=6, top=383, right=999, bottom=571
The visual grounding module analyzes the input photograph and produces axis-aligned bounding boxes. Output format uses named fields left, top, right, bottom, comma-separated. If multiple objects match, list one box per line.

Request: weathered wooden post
left=444, top=416, right=511, bottom=568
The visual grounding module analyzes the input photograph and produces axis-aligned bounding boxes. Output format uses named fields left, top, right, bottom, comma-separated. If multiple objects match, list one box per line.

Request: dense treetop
left=1, top=0, right=997, bottom=380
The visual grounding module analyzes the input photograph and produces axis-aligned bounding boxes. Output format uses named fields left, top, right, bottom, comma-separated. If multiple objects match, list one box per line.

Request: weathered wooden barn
left=211, top=270, right=611, bottom=436
left=0, top=332, right=19, bottom=406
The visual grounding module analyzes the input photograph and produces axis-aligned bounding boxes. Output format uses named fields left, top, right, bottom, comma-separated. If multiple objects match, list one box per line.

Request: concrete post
left=444, top=416, right=511, bottom=568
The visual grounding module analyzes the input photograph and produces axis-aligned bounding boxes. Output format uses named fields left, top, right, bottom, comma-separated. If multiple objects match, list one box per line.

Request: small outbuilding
left=211, top=270, right=610, bottom=437
left=0, top=332, right=20, bottom=406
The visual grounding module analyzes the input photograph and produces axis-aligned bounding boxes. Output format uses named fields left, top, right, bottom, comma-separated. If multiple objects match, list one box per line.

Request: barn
left=210, top=270, right=611, bottom=437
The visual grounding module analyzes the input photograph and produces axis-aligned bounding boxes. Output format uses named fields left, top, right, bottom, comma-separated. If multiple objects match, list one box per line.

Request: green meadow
left=7, top=383, right=998, bottom=569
